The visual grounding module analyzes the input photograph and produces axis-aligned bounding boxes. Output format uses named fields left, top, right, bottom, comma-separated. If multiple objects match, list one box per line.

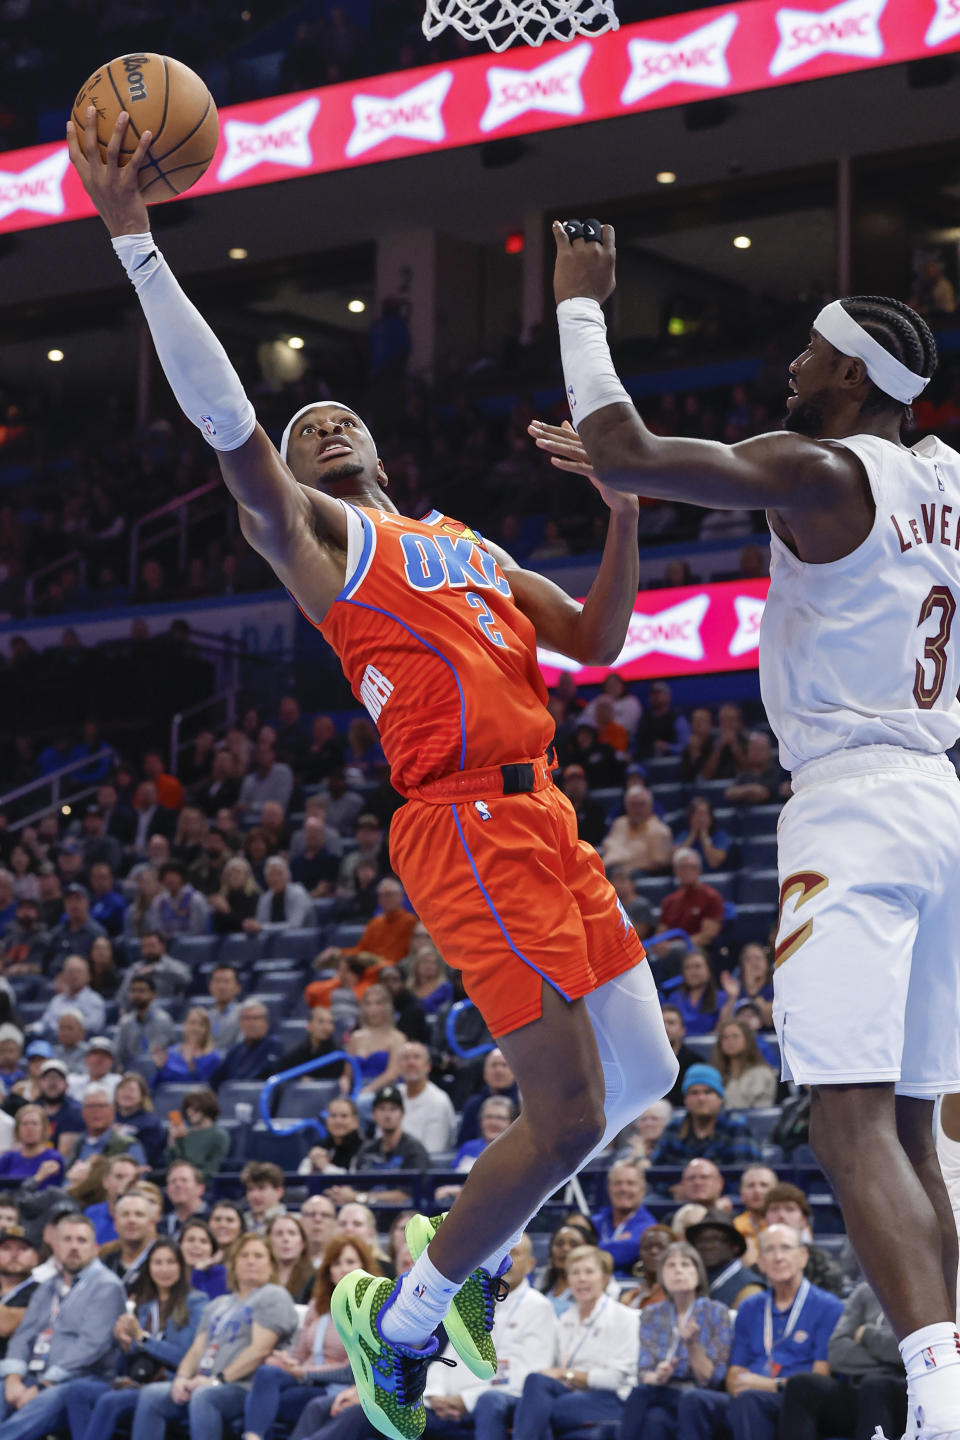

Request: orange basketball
left=72, top=53, right=219, bottom=203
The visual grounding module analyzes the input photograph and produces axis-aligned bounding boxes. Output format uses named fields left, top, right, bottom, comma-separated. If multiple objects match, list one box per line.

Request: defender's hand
left=553, top=220, right=616, bottom=306
left=66, top=106, right=153, bottom=238
left=528, top=419, right=638, bottom=516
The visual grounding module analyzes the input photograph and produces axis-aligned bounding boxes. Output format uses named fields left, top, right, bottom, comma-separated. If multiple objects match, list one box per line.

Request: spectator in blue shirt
left=85, top=1153, right=141, bottom=1246
left=591, top=1160, right=657, bottom=1278
left=623, top=1241, right=733, bottom=1440
left=210, top=1000, right=284, bottom=1087
left=678, top=1223, right=844, bottom=1440
left=718, top=945, right=775, bottom=1030
left=677, top=797, right=731, bottom=873
left=88, top=863, right=128, bottom=939
left=651, top=1066, right=761, bottom=1168
left=44, top=890, right=108, bottom=977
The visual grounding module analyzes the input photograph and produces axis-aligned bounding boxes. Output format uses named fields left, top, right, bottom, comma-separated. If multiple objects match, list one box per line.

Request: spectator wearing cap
left=679, top=1224, right=843, bottom=1440
left=658, top=851, right=725, bottom=953
left=761, top=1185, right=846, bottom=1298
left=64, top=1087, right=147, bottom=1179
left=237, top=735, right=295, bottom=819
left=0, top=1226, right=40, bottom=1359
left=117, top=932, right=190, bottom=1011
left=45, top=891, right=107, bottom=974
left=35, top=1060, right=84, bottom=1152
left=144, top=862, right=210, bottom=938
left=651, top=1065, right=762, bottom=1168
left=246, top=856, right=313, bottom=934
left=55, top=841, right=87, bottom=894
left=687, top=1212, right=765, bottom=1309
left=83, top=1152, right=141, bottom=1244
left=87, top=862, right=127, bottom=939
left=114, top=974, right=177, bottom=1074
left=397, top=1041, right=456, bottom=1154
left=0, top=1105, right=64, bottom=1190
left=337, top=813, right=386, bottom=892
left=0, top=1212, right=126, bottom=1439
left=80, top=805, right=123, bottom=876
left=340, top=1085, right=431, bottom=1207
left=210, top=1000, right=284, bottom=1087
left=0, top=899, right=50, bottom=976
left=560, top=765, right=608, bottom=848
left=0, top=1027, right=25, bottom=1090
left=39, top=955, right=106, bottom=1037
left=590, top=1161, right=657, bottom=1278
left=53, top=1011, right=87, bottom=1075
left=14, top=1041, right=55, bottom=1102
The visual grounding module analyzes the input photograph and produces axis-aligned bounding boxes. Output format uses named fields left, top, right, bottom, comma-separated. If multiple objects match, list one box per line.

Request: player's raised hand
left=66, top=106, right=153, bottom=238
left=529, top=419, right=639, bottom=515
left=553, top=219, right=616, bottom=306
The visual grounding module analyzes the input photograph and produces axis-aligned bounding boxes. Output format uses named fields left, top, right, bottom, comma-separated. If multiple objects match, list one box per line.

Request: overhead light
left=733, top=235, right=752, bottom=249
left=347, top=299, right=366, bottom=314
left=287, top=336, right=305, bottom=350
left=47, top=348, right=64, bottom=362
left=656, top=171, right=676, bottom=185
left=228, top=247, right=248, bottom=260
left=61, top=805, right=71, bottom=815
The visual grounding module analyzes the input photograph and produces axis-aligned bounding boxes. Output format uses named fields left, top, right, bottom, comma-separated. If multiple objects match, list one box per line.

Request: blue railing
left=259, top=1050, right=361, bottom=1136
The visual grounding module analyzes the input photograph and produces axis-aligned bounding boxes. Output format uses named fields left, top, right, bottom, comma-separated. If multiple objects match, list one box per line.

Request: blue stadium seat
left=815, top=1234, right=852, bottom=1257
left=737, top=870, right=780, bottom=906
left=632, top=876, right=673, bottom=907
left=684, top=1035, right=716, bottom=1061
left=313, top=899, right=338, bottom=926
left=278, top=1019, right=306, bottom=1047
left=591, top=787, right=623, bottom=816
left=218, top=1081, right=264, bottom=1120
left=704, top=871, right=736, bottom=900
left=738, top=805, right=784, bottom=836
left=263, top=928, right=324, bottom=962
left=722, top=904, right=778, bottom=950
left=248, top=1128, right=313, bottom=1168
left=743, top=1107, right=783, bottom=1140
left=644, top=756, right=683, bottom=784
left=275, top=1082, right=340, bottom=1119
left=154, top=1084, right=200, bottom=1115
left=247, top=991, right=288, bottom=1023
left=686, top=779, right=731, bottom=802
left=809, top=1196, right=845, bottom=1233
left=328, top=923, right=365, bottom=949
left=219, top=934, right=262, bottom=968
left=169, top=935, right=216, bottom=966
left=741, top=835, right=779, bottom=870
left=651, top=783, right=685, bottom=813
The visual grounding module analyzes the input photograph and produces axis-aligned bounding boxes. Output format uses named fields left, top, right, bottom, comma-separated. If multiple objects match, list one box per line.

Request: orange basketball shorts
left=389, top=782, right=645, bottom=1037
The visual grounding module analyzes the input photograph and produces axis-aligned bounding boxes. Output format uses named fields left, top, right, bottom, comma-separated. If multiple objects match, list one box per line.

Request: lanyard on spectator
left=763, top=1279, right=809, bottom=1368
left=664, top=1300, right=697, bottom=1365
left=564, top=1296, right=609, bottom=1369
left=711, top=1260, right=742, bottom=1292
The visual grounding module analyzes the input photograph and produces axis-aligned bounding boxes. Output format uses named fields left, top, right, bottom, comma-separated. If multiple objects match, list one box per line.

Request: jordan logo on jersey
left=441, top=522, right=481, bottom=542
left=400, top=532, right=510, bottom=596
left=360, top=664, right=394, bottom=724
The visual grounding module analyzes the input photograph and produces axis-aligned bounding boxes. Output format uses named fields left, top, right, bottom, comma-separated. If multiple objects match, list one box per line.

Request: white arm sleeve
left=557, top=297, right=633, bottom=430
left=112, top=231, right=257, bottom=453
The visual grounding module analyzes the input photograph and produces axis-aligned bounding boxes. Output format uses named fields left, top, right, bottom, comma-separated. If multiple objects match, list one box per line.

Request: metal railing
left=259, top=1052, right=362, bottom=1136
left=22, top=550, right=88, bottom=615
left=0, top=748, right=116, bottom=832
left=127, top=480, right=227, bottom=591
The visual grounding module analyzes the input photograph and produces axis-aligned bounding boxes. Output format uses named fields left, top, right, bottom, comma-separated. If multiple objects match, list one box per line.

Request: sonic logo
left=769, top=0, right=887, bottom=75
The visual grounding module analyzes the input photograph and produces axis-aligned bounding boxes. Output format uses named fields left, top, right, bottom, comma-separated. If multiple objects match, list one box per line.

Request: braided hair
left=839, top=295, right=939, bottom=418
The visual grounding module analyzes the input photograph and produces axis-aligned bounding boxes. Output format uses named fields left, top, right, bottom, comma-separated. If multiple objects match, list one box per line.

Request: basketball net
left=422, top=0, right=619, bottom=51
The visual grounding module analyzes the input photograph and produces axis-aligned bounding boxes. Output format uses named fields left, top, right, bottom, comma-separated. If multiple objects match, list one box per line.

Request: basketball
left=71, top=53, right=218, bottom=203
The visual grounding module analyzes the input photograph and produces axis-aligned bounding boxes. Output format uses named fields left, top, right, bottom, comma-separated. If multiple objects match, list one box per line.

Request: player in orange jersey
left=69, top=116, right=678, bottom=1434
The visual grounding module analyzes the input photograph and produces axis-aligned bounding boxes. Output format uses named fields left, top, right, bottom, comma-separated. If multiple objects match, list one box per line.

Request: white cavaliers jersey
left=760, top=433, right=960, bottom=772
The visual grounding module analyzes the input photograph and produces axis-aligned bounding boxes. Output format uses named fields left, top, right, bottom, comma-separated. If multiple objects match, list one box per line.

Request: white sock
left=378, top=1249, right=459, bottom=1349
left=479, top=1225, right=527, bottom=1279
left=900, top=1323, right=960, bottom=1434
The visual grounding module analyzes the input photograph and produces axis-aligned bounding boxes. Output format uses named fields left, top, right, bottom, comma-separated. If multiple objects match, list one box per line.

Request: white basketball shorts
left=772, top=744, right=960, bottom=1097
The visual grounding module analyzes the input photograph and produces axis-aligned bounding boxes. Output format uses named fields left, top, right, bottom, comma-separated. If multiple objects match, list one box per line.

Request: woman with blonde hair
left=114, top=1072, right=166, bottom=1170
left=209, top=856, right=261, bottom=935
left=710, top=1018, right=777, bottom=1110
left=153, top=1009, right=220, bottom=1089
left=407, top=947, right=453, bottom=1017
left=342, top=983, right=406, bottom=1095
left=124, top=868, right=163, bottom=939
left=0, top=1103, right=63, bottom=1188
left=241, top=1234, right=378, bottom=1440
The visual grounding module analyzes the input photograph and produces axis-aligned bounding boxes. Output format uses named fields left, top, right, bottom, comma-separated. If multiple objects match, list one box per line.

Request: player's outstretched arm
left=66, top=109, right=344, bottom=570
left=485, top=432, right=640, bottom=666
left=540, top=222, right=858, bottom=516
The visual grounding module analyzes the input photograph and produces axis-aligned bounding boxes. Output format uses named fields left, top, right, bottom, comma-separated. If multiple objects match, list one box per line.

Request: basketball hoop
left=422, top=0, right=619, bottom=52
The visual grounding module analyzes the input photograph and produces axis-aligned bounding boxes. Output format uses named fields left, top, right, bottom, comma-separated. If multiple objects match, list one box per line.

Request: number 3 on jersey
left=465, top=592, right=507, bottom=648
left=914, top=584, right=957, bottom=709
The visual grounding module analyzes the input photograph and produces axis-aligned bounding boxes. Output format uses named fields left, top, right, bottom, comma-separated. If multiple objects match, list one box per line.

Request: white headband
left=280, top=400, right=357, bottom=462
left=813, top=301, right=930, bottom=404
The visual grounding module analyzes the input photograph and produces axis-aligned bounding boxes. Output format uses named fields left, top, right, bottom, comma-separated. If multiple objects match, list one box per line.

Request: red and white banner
left=537, top=577, right=769, bottom=684
left=0, top=0, right=954, bottom=234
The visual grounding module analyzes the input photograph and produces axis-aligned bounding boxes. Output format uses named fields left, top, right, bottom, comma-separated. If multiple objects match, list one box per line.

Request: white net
left=422, top=0, right=619, bottom=51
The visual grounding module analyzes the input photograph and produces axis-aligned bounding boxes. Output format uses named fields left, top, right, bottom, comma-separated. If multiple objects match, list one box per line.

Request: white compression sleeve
left=557, top=297, right=633, bottom=430
left=112, top=231, right=257, bottom=453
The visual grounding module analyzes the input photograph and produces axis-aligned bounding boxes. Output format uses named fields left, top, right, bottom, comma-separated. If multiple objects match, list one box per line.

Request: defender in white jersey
left=534, top=222, right=960, bottom=1440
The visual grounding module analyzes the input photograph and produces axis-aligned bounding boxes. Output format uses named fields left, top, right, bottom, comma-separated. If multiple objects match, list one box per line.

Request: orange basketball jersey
left=316, top=504, right=555, bottom=796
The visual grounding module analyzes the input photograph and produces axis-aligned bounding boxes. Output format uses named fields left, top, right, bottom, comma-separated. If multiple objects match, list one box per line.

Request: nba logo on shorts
left=199, top=415, right=217, bottom=437
left=475, top=801, right=493, bottom=821
left=922, top=1347, right=937, bottom=1369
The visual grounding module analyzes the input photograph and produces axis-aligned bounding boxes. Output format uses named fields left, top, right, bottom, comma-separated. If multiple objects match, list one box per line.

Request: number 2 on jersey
left=465, top=592, right=507, bottom=649
left=914, top=584, right=957, bottom=708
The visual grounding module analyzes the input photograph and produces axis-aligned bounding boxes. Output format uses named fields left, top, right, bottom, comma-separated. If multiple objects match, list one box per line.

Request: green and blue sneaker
left=331, top=1270, right=439, bottom=1440
left=405, top=1212, right=508, bottom=1381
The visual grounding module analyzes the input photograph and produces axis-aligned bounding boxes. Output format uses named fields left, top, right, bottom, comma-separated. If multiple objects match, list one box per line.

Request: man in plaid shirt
left=651, top=1065, right=761, bottom=1167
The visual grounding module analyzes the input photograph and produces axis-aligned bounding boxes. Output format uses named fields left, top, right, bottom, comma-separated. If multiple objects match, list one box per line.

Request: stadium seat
left=809, top=1196, right=845, bottom=1233
left=247, top=991, right=288, bottom=1023
left=684, top=1035, right=716, bottom=1061
left=263, top=928, right=324, bottom=962
left=243, top=1127, right=312, bottom=1169
left=704, top=871, right=736, bottom=900
left=722, top=904, right=778, bottom=950
left=743, top=1106, right=783, bottom=1141
left=278, top=1018, right=306, bottom=1047
left=741, top=835, right=779, bottom=869
left=632, top=876, right=673, bottom=907
left=737, top=869, right=780, bottom=905
left=218, top=1081, right=265, bottom=1120
left=651, top=782, right=685, bottom=813
left=738, top=805, right=784, bottom=836
left=169, top=935, right=217, bottom=966
left=275, top=1081, right=339, bottom=1119
left=328, top=923, right=366, bottom=949
left=154, top=1084, right=199, bottom=1115
left=218, top=934, right=262, bottom=968
left=644, top=756, right=683, bottom=784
